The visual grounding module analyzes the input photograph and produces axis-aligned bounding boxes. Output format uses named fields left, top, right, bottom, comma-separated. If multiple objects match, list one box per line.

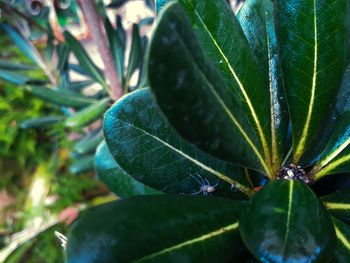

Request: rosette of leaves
left=67, top=0, right=350, bottom=262
left=0, top=0, right=151, bottom=174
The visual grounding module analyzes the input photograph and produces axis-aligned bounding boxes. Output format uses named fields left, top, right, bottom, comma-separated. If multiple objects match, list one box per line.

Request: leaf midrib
left=170, top=24, right=271, bottom=177
left=108, top=114, right=254, bottom=196
left=183, top=0, right=272, bottom=167
left=293, top=0, right=318, bottom=162
left=132, top=222, right=239, bottom=262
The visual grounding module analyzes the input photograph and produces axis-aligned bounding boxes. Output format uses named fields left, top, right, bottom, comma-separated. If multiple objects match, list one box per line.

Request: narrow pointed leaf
left=63, top=31, right=107, bottom=88
left=19, top=116, right=65, bottom=129
left=104, top=17, right=124, bottom=82
left=237, top=0, right=288, bottom=172
left=240, top=180, right=336, bottom=262
left=104, top=88, right=253, bottom=198
left=116, top=15, right=126, bottom=63
left=323, top=189, right=350, bottom=224
left=0, top=61, right=34, bottom=71
left=72, top=131, right=103, bottom=157
left=124, top=24, right=142, bottom=88
left=1, top=23, right=46, bottom=69
left=69, top=79, right=95, bottom=92
left=25, top=85, right=97, bottom=108
left=67, top=196, right=248, bottom=262
left=0, top=69, right=29, bottom=85
left=148, top=2, right=272, bottom=175
left=276, top=0, right=349, bottom=163
left=95, top=141, right=159, bottom=196
left=69, top=155, right=94, bottom=174
left=332, top=218, right=350, bottom=262
left=65, top=98, right=110, bottom=128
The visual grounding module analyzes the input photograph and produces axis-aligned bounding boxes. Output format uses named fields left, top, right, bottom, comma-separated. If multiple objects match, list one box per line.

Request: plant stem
left=77, top=0, right=123, bottom=100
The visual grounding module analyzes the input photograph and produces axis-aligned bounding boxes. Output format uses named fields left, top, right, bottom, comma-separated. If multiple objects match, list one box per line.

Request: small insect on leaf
left=188, top=173, right=219, bottom=196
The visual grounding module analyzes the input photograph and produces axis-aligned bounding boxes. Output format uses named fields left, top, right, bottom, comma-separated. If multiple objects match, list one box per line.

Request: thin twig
left=77, top=0, right=123, bottom=100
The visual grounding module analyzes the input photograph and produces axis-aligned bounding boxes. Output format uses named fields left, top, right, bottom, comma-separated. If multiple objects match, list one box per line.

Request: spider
left=188, top=173, right=219, bottom=196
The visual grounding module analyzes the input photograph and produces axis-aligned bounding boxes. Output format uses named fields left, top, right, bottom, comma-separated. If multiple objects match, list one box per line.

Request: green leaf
left=309, top=65, right=350, bottom=179
left=239, top=180, right=336, bottom=262
left=95, top=141, right=159, bottom=197
left=19, top=116, right=65, bottom=129
left=104, top=17, right=124, bottom=83
left=69, top=79, right=95, bottom=92
left=298, top=63, right=350, bottom=170
left=1, top=23, right=46, bottom=69
left=67, top=195, right=248, bottom=262
left=332, top=217, right=350, bottom=262
left=104, top=88, right=253, bottom=198
left=69, top=155, right=94, bottom=174
left=276, top=0, right=349, bottom=163
left=237, top=0, right=288, bottom=172
left=322, top=189, right=350, bottom=224
left=72, top=131, right=103, bottom=157
left=148, top=2, right=273, bottom=176
left=124, top=24, right=142, bottom=89
left=0, top=69, right=29, bottom=84
left=116, top=15, right=126, bottom=67
left=156, top=0, right=172, bottom=13
left=25, top=85, right=97, bottom=108
left=56, top=43, right=70, bottom=73
left=0, top=60, right=34, bottom=71
left=63, top=31, right=107, bottom=89
left=65, top=98, right=110, bottom=128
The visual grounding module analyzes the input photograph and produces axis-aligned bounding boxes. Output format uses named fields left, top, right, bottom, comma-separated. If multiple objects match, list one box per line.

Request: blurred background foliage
left=0, top=0, right=155, bottom=261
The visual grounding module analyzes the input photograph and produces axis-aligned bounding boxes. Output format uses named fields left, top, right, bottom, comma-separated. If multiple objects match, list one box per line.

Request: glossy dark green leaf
left=322, top=189, right=350, bottom=224
left=65, top=98, right=110, bottom=128
left=1, top=23, right=46, bottom=69
left=309, top=65, right=350, bottom=179
left=24, top=85, right=97, bottom=108
left=124, top=24, right=142, bottom=89
left=0, top=69, right=29, bottom=84
left=156, top=0, right=172, bottom=13
left=67, top=195, right=248, bottom=262
left=63, top=31, right=107, bottom=89
left=104, top=88, right=253, bottom=198
left=312, top=114, right=350, bottom=179
left=240, top=180, right=336, bottom=262
left=19, top=116, right=65, bottom=129
left=69, top=155, right=94, bottom=174
left=276, top=0, right=349, bottom=164
left=237, top=0, right=288, bottom=172
left=72, top=131, right=103, bottom=157
left=297, top=64, right=350, bottom=168
left=148, top=2, right=273, bottom=176
left=95, top=141, right=159, bottom=197
left=332, top=217, right=350, bottom=262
